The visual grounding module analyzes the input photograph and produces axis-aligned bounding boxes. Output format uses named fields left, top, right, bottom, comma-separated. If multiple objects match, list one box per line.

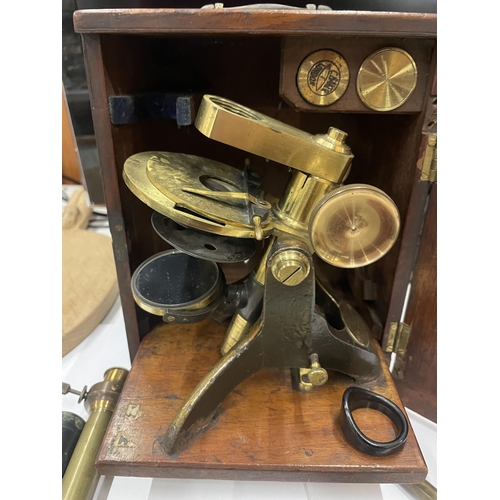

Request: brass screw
left=62, top=382, right=88, bottom=404
left=252, top=215, right=263, bottom=241
left=166, top=315, right=176, bottom=322
left=307, top=353, right=328, bottom=386
left=271, top=249, right=310, bottom=286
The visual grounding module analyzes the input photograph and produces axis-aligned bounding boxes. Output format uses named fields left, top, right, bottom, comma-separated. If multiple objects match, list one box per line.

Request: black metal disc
left=151, top=211, right=256, bottom=263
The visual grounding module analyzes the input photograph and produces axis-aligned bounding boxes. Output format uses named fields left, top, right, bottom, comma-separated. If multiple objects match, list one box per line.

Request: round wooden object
left=62, top=188, right=119, bottom=356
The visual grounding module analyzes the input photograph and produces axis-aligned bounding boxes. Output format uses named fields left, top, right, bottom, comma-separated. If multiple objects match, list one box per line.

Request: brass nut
left=271, top=250, right=310, bottom=286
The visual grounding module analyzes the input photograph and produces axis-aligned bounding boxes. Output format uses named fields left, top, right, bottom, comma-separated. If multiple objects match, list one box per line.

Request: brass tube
left=62, top=409, right=113, bottom=500
left=221, top=237, right=277, bottom=353
left=274, top=171, right=337, bottom=234
left=400, top=481, right=437, bottom=500
left=62, top=368, right=128, bottom=500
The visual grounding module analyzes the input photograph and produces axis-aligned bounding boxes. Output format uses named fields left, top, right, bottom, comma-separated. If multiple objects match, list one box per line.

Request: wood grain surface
left=74, top=9, right=437, bottom=37
left=96, top=320, right=427, bottom=482
left=383, top=136, right=434, bottom=342
left=393, top=184, right=437, bottom=422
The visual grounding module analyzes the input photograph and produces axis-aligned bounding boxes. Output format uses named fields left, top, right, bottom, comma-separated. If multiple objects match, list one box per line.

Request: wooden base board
left=96, top=320, right=427, bottom=483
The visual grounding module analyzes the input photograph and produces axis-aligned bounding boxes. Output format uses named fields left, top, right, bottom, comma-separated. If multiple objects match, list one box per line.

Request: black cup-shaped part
left=132, top=250, right=220, bottom=310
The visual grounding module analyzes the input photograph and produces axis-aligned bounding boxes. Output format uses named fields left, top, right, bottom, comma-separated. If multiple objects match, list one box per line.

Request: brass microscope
left=123, top=94, right=401, bottom=455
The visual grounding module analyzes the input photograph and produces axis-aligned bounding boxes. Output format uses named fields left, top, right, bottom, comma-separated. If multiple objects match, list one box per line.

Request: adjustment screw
left=271, top=249, right=310, bottom=286
left=62, top=382, right=88, bottom=404
left=307, top=353, right=328, bottom=386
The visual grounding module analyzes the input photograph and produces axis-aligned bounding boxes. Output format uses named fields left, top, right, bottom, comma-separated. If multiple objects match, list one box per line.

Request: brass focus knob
left=309, top=184, right=400, bottom=268
left=271, top=249, right=311, bottom=286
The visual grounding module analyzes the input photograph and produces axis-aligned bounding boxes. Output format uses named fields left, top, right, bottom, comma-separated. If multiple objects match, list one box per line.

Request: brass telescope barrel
left=62, top=368, right=128, bottom=500
left=400, top=481, right=437, bottom=500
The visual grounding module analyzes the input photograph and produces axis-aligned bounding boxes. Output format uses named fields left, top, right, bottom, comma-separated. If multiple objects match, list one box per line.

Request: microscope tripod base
left=163, top=244, right=382, bottom=455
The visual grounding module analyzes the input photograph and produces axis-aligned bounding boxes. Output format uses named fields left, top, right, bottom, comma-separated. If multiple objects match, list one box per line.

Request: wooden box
left=74, top=4, right=436, bottom=482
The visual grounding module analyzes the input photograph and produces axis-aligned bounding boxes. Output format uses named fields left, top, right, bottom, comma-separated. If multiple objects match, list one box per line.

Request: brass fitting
left=62, top=368, right=128, bottom=500
left=307, top=353, right=329, bottom=386
left=220, top=313, right=250, bottom=355
left=271, top=248, right=311, bottom=286
left=313, top=127, right=351, bottom=155
left=273, top=171, right=338, bottom=237
left=300, top=353, right=329, bottom=389
left=84, top=367, right=128, bottom=413
left=195, top=94, right=353, bottom=183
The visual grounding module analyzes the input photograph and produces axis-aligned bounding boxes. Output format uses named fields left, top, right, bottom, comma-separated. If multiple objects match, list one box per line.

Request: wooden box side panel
left=393, top=184, right=437, bottom=422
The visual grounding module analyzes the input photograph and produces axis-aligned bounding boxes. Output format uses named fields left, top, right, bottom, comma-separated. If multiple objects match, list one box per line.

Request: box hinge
left=385, top=322, right=411, bottom=356
left=386, top=322, right=411, bottom=380
left=420, top=134, right=437, bottom=182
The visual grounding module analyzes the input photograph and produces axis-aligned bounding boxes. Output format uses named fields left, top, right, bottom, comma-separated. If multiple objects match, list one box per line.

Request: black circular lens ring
left=339, top=387, right=409, bottom=456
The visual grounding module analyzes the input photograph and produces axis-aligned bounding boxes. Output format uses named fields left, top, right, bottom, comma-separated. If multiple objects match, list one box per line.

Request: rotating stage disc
left=123, top=151, right=272, bottom=239
left=151, top=211, right=256, bottom=263
left=309, top=184, right=400, bottom=268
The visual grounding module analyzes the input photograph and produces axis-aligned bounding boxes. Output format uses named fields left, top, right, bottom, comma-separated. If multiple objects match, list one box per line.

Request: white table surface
left=61, top=186, right=437, bottom=500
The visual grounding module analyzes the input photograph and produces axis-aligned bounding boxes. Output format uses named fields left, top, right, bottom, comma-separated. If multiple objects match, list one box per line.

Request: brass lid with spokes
left=357, top=48, right=417, bottom=112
